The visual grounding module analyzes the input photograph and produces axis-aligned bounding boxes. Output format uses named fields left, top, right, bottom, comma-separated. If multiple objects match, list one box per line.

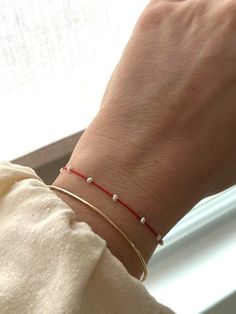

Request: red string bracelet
left=60, top=165, right=163, bottom=245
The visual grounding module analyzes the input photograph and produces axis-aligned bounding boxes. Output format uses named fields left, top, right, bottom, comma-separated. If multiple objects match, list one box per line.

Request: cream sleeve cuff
left=0, top=160, right=175, bottom=314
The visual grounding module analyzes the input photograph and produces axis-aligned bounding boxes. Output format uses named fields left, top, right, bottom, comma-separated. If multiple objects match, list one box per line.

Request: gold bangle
left=48, top=185, right=148, bottom=282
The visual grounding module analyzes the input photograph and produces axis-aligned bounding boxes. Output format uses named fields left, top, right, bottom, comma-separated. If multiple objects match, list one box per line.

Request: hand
left=70, top=0, right=236, bottom=223
left=53, top=0, right=236, bottom=278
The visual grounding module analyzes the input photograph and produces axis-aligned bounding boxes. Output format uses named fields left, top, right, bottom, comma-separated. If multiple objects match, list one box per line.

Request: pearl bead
left=112, top=194, right=119, bottom=201
left=156, top=234, right=162, bottom=241
left=67, top=165, right=72, bottom=172
left=140, top=217, right=146, bottom=224
left=87, top=177, right=94, bottom=183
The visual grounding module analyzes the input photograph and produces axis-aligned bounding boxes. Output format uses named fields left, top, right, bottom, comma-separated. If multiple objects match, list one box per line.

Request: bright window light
left=0, top=0, right=149, bottom=160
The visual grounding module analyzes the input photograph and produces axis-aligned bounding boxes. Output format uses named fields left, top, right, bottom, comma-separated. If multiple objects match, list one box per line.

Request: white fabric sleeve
left=0, top=160, right=175, bottom=314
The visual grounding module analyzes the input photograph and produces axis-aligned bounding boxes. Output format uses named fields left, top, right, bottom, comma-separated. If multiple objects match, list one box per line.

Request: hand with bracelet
left=51, top=0, right=236, bottom=282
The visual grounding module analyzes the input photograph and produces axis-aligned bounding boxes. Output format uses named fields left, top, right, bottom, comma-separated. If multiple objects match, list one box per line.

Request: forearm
left=51, top=113, right=204, bottom=280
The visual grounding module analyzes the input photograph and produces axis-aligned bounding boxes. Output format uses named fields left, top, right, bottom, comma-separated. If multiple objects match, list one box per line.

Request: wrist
left=71, top=112, right=205, bottom=227
left=51, top=118, right=204, bottom=279
left=52, top=153, right=156, bottom=279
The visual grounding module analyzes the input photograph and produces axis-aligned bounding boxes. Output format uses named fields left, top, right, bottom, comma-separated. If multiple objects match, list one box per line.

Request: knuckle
left=217, top=1, right=236, bottom=18
left=224, top=0, right=236, bottom=12
left=188, top=0, right=210, bottom=16
left=214, top=0, right=236, bottom=28
left=137, top=3, right=173, bottom=32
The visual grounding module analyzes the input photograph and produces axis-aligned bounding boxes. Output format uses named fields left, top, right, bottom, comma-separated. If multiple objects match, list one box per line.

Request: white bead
left=156, top=234, right=162, bottom=241
left=112, top=194, right=119, bottom=201
left=67, top=165, right=72, bottom=172
left=140, top=217, right=146, bottom=224
left=87, top=177, right=94, bottom=183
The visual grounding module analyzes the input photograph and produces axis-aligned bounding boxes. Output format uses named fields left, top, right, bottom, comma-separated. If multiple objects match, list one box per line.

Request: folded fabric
left=0, top=160, right=175, bottom=314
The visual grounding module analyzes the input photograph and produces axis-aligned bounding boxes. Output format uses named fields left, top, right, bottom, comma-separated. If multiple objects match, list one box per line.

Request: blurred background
left=0, top=1, right=235, bottom=313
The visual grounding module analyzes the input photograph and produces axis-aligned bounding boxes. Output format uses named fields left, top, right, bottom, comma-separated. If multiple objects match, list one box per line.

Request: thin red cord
left=61, top=166, right=163, bottom=245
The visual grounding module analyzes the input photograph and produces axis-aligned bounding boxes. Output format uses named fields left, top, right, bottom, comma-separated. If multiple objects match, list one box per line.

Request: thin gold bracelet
left=48, top=185, right=148, bottom=282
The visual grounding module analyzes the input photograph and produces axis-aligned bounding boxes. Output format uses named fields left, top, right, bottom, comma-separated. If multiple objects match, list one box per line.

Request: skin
left=52, top=0, right=236, bottom=280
